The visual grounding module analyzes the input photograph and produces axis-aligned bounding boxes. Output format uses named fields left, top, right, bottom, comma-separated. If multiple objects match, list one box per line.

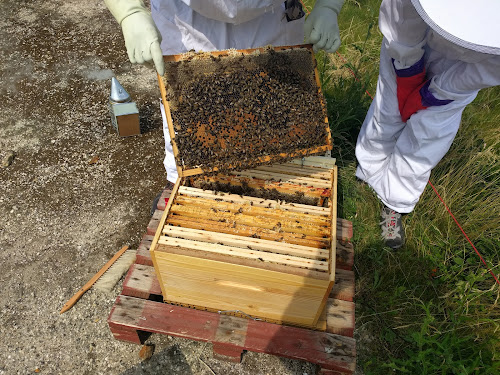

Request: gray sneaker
left=380, top=206, right=404, bottom=249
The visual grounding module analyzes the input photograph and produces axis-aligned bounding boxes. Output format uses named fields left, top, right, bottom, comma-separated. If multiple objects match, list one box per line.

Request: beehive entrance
left=160, top=45, right=331, bottom=176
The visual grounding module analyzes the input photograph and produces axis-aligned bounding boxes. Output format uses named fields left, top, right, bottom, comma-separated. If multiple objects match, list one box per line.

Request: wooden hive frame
left=157, top=45, right=332, bottom=177
left=150, top=157, right=337, bottom=329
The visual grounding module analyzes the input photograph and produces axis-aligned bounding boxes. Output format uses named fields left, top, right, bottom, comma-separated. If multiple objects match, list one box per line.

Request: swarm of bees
left=162, top=46, right=330, bottom=173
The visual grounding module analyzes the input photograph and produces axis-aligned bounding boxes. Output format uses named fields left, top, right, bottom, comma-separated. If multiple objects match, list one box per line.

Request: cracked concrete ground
left=0, top=1, right=333, bottom=374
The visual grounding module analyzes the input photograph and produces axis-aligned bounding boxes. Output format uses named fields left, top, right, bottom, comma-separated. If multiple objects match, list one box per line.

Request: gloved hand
left=304, top=0, right=344, bottom=53
left=104, top=0, right=164, bottom=76
left=400, top=80, right=453, bottom=122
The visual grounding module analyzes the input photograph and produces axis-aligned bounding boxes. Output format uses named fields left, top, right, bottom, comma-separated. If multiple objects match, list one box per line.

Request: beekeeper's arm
left=105, top=0, right=165, bottom=76
left=304, top=0, right=344, bottom=53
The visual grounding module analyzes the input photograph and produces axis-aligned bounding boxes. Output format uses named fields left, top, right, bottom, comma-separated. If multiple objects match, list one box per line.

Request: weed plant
left=306, top=0, right=500, bottom=373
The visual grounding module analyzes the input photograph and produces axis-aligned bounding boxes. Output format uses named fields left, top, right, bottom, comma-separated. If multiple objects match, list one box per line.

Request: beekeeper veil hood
left=411, top=0, right=500, bottom=55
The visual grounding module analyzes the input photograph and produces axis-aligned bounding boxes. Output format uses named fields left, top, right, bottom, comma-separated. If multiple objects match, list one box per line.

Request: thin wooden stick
left=60, top=245, right=129, bottom=314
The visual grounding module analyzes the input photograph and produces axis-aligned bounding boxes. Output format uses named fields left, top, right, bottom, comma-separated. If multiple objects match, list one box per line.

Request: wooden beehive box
left=150, top=157, right=337, bottom=329
left=150, top=45, right=337, bottom=329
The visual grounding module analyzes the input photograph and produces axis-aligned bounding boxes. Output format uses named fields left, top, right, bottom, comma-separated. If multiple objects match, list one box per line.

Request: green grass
left=305, top=0, right=500, bottom=373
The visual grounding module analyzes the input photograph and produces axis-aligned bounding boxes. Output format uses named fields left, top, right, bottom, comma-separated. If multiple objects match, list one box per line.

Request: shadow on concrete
left=121, top=343, right=194, bottom=375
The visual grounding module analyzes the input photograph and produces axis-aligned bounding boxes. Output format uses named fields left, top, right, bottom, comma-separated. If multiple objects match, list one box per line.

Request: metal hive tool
left=158, top=45, right=332, bottom=177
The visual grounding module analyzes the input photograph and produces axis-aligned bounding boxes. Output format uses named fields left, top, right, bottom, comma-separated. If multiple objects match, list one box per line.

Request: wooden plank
left=166, top=215, right=329, bottom=249
left=331, top=268, right=355, bottom=302
left=330, top=166, right=338, bottom=278
left=244, top=320, right=355, bottom=373
left=108, top=294, right=355, bottom=372
left=156, top=188, right=173, bottom=211
left=136, top=234, right=154, bottom=266
left=156, top=244, right=330, bottom=280
left=254, top=164, right=332, bottom=179
left=157, top=73, right=183, bottom=178
left=336, top=241, right=354, bottom=271
left=191, top=175, right=329, bottom=201
left=169, top=204, right=330, bottom=237
left=325, top=299, right=355, bottom=337
left=212, top=343, right=244, bottom=363
left=174, top=195, right=331, bottom=226
left=122, top=264, right=160, bottom=300
left=157, top=236, right=329, bottom=272
left=149, top=178, right=183, bottom=305
left=146, top=209, right=163, bottom=236
left=288, top=156, right=337, bottom=169
left=108, top=294, right=218, bottom=342
left=121, top=264, right=353, bottom=303
left=313, top=165, right=337, bottom=326
left=162, top=226, right=330, bottom=260
left=178, top=186, right=330, bottom=215
left=230, top=170, right=331, bottom=189
left=153, top=251, right=330, bottom=327
left=108, top=297, right=146, bottom=345
left=338, top=218, right=353, bottom=241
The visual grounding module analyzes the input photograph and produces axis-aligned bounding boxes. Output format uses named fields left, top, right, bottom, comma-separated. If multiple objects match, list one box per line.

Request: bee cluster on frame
left=162, top=46, right=330, bottom=174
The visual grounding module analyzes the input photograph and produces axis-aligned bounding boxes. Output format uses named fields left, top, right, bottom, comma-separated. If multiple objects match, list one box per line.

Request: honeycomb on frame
left=158, top=45, right=332, bottom=177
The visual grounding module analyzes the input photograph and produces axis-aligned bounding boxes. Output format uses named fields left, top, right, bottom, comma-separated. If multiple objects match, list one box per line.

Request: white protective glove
left=104, top=0, right=165, bottom=76
left=304, top=0, right=344, bottom=53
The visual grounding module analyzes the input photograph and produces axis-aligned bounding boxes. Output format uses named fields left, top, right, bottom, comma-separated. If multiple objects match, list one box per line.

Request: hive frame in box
left=157, top=44, right=332, bottom=178
left=149, top=158, right=337, bottom=329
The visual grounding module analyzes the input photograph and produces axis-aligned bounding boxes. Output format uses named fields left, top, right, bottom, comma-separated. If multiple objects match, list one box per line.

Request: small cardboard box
left=109, top=102, right=140, bottom=137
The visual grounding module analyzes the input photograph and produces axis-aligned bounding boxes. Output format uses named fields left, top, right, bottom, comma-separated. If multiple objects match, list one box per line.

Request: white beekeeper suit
left=105, top=0, right=344, bottom=184
left=356, top=0, right=500, bottom=214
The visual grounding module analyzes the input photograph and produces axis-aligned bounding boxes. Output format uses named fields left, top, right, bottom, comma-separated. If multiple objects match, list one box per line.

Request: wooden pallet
left=108, top=191, right=356, bottom=375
